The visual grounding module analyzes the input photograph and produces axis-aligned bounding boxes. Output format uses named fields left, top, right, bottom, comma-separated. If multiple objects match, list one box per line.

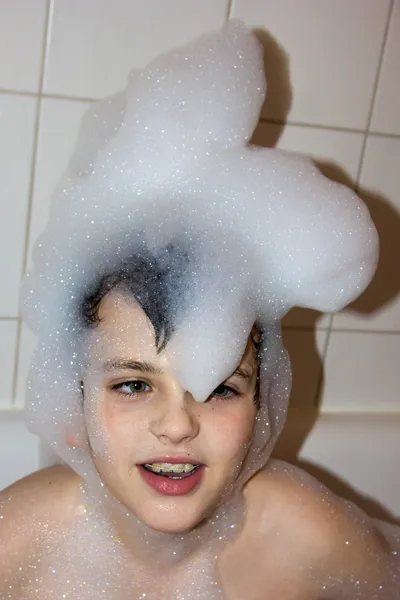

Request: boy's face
left=81, top=291, right=258, bottom=534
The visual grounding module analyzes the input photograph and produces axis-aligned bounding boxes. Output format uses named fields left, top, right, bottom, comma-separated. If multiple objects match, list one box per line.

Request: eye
left=112, top=380, right=151, bottom=396
left=211, top=384, right=238, bottom=400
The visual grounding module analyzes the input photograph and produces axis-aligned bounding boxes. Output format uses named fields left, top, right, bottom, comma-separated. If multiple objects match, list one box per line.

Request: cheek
left=101, top=400, right=126, bottom=435
left=205, top=402, right=256, bottom=459
left=86, top=395, right=140, bottom=459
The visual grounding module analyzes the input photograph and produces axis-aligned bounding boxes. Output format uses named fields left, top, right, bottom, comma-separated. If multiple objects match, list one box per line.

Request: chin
left=147, top=517, right=197, bottom=534
left=136, top=503, right=206, bottom=534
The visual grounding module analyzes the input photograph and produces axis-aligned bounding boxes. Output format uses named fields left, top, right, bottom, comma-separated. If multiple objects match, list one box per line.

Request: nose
left=149, top=390, right=200, bottom=445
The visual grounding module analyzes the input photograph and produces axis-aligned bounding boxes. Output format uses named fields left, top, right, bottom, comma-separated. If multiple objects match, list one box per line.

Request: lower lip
left=137, top=465, right=205, bottom=496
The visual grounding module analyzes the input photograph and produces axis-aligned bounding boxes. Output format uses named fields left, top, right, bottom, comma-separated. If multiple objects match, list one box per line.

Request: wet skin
left=80, top=292, right=260, bottom=535
left=0, top=461, right=394, bottom=599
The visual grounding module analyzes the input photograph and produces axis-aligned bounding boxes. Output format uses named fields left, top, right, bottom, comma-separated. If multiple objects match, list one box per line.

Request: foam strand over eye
left=20, top=20, right=378, bottom=473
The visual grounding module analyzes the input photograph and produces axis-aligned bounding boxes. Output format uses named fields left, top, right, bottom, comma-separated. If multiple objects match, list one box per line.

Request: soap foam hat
left=20, top=20, right=378, bottom=481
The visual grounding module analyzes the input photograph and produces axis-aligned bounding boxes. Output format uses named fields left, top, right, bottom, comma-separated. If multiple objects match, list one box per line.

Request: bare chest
left=10, top=532, right=321, bottom=600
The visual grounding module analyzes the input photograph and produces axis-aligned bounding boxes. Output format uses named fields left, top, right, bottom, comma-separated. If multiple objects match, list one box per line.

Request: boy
left=1, top=254, right=398, bottom=599
left=2, top=21, right=398, bottom=599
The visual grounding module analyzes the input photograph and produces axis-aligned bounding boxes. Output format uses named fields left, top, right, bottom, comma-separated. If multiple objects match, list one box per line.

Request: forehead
left=85, top=291, right=161, bottom=365
left=85, top=290, right=258, bottom=370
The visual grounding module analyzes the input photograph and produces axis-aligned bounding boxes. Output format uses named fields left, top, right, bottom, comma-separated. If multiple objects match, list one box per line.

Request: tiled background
left=0, top=1, right=399, bottom=518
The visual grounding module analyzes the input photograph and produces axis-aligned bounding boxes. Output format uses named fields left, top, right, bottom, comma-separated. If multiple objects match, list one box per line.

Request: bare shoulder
left=246, top=458, right=390, bottom=550
left=246, top=458, right=355, bottom=533
left=0, top=465, right=82, bottom=576
left=243, top=459, right=342, bottom=565
left=0, top=464, right=82, bottom=518
left=244, top=459, right=394, bottom=596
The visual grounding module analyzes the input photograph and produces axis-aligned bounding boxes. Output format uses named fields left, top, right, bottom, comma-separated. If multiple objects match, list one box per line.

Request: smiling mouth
left=142, top=463, right=201, bottom=480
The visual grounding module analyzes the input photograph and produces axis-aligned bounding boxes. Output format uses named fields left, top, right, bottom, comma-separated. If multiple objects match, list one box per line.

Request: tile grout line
left=41, top=92, right=96, bottom=103
left=259, top=118, right=400, bottom=139
left=313, top=408, right=400, bottom=417
left=226, top=0, right=234, bottom=20
left=283, top=325, right=400, bottom=336
left=0, top=89, right=95, bottom=103
left=0, top=91, right=399, bottom=140
left=258, top=118, right=400, bottom=139
left=313, top=314, right=333, bottom=409
left=364, top=130, right=400, bottom=140
left=355, top=0, right=394, bottom=191
left=260, top=118, right=367, bottom=136
left=11, top=0, right=53, bottom=407
left=327, top=327, right=400, bottom=336
left=0, top=88, right=38, bottom=98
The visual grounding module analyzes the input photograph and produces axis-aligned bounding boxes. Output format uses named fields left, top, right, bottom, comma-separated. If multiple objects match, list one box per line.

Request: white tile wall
left=0, top=94, right=36, bottom=316
left=0, top=321, right=18, bottom=408
left=15, top=324, right=37, bottom=408
left=370, top=0, right=400, bottom=135
left=0, top=1, right=399, bottom=514
left=276, top=412, right=400, bottom=519
left=323, top=331, right=400, bottom=412
left=27, top=98, right=92, bottom=260
left=0, top=412, right=40, bottom=490
left=0, top=0, right=47, bottom=93
left=252, top=123, right=364, bottom=185
left=231, top=0, right=391, bottom=128
left=44, top=0, right=229, bottom=99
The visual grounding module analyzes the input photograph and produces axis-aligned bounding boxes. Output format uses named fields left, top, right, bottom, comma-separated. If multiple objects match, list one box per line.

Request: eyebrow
left=101, top=359, right=164, bottom=375
left=101, top=359, right=254, bottom=382
left=230, top=366, right=254, bottom=382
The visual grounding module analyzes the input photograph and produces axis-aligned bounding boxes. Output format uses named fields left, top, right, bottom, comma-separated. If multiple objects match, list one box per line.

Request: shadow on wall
left=252, top=27, right=293, bottom=141
left=251, top=28, right=400, bottom=524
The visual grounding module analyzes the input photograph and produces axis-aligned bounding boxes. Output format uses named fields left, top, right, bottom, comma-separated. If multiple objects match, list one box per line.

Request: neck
left=81, top=478, right=246, bottom=569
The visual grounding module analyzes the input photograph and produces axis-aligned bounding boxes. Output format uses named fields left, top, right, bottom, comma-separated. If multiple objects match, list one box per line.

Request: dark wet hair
left=80, top=242, right=262, bottom=406
left=80, top=242, right=191, bottom=351
left=250, top=333, right=262, bottom=409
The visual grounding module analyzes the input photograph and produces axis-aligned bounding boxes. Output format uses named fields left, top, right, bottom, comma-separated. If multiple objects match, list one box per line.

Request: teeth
left=145, top=462, right=198, bottom=474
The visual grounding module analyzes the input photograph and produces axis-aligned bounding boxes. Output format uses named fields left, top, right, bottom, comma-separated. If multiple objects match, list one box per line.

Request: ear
left=65, top=422, right=88, bottom=448
left=65, top=379, right=89, bottom=447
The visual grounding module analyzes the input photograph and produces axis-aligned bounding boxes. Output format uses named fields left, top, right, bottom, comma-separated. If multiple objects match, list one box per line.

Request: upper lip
left=141, top=457, right=204, bottom=465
